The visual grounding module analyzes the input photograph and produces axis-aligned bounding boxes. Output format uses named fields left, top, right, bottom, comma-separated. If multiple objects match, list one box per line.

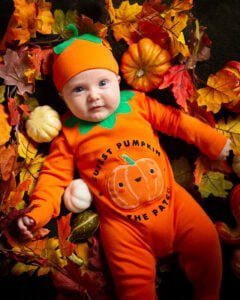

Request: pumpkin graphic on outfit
left=107, top=154, right=164, bottom=209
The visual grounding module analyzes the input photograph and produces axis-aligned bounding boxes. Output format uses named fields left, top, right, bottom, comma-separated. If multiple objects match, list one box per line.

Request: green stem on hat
left=65, top=23, right=79, bottom=37
left=122, top=154, right=135, bottom=165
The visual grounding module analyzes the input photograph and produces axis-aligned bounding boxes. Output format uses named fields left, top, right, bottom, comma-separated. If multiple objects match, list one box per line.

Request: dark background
left=0, top=0, right=240, bottom=299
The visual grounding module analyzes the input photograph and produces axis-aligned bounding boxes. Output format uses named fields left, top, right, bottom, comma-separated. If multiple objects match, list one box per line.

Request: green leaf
left=198, top=171, right=233, bottom=198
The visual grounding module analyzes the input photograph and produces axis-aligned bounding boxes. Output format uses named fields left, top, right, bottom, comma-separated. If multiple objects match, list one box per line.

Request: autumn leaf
left=3, top=179, right=32, bottom=212
left=0, top=49, right=34, bottom=95
left=171, top=156, right=194, bottom=188
left=186, top=101, right=216, bottom=128
left=52, top=9, right=78, bottom=35
left=28, top=47, right=53, bottom=79
left=162, top=10, right=190, bottom=57
left=11, top=238, right=67, bottom=276
left=169, top=0, right=193, bottom=13
left=57, top=213, right=76, bottom=257
left=194, top=155, right=232, bottom=185
left=0, top=105, right=11, bottom=146
left=159, top=65, right=195, bottom=108
left=197, top=171, right=233, bottom=198
left=106, top=0, right=142, bottom=43
left=77, top=15, right=108, bottom=40
left=0, top=85, right=6, bottom=103
left=7, top=97, right=20, bottom=126
left=196, top=70, right=239, bottom=113
left=17, top=132, right=38, bottom=160
left=0, top=144, right=17, bottom=181
left=35, top=1, right=54, bottom=35
left=0, top=0, right=37, bottom=49
left=19, top=154, right=45, bottom=195
left=216, top=115, right=240, bottom=155
left=52, top=262, right=108, bottom=299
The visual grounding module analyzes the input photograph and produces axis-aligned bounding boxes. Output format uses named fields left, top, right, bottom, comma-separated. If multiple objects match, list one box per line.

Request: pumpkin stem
left=136, top=69, right=145, bottom=78
left=122, top=154, right=135, bottom=165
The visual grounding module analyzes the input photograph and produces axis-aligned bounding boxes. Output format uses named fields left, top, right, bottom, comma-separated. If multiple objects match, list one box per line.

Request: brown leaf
left=0, top=49, right=34, bottom=95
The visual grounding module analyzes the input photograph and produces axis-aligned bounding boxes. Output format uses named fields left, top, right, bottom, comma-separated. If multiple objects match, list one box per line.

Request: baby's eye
left=73, top=86, right=84, bottom=93
left=99, top=80, right=108, bottom=87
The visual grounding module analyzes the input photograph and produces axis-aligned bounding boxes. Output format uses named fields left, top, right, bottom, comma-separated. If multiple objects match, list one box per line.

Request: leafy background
left=0, top=0, right=240, bottom=299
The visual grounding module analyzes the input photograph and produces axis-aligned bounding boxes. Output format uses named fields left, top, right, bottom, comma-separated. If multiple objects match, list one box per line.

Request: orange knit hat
left=52, top=26, right=119, bottom=92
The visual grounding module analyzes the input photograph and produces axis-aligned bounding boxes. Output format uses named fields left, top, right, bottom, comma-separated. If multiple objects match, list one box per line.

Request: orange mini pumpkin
left=222, top=61, right=240, bottom=112
left=120, top=38, right=172, bottom=92
left=215, top=184, right=240, bottom=244
left=107, top=154, right=164, bottom=209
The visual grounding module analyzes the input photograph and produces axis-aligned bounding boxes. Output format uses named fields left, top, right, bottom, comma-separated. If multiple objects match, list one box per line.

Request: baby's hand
left=17, top=216, right=35, bottom=240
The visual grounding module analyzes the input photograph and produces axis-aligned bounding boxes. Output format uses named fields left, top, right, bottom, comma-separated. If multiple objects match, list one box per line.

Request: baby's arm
left=17, top=216, right=35, bottom=239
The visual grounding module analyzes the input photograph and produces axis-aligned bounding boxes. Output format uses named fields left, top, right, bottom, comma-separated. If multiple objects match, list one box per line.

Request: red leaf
left=159, top=65, right=195, bottom=108
left=19, top=103, right=30, bottom=116
left=7, top=97, right=20, bottom=126
left=57, top=213, right=76, bottom=257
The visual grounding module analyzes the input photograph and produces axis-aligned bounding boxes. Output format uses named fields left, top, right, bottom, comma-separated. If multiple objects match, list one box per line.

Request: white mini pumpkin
left=63, top=179, right=93, bottom=213
left=26, top=105, right=62, bottom=143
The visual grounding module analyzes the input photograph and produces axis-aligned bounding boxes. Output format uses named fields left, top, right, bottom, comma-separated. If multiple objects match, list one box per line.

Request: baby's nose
left=88, top=89, right=100, bottom=102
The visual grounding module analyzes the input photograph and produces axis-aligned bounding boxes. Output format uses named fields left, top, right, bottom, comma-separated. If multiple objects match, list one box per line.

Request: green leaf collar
left=65, top=90, right=135, bottom=134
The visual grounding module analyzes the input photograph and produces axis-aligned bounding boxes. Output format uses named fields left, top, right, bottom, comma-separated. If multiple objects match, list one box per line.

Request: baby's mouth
left=89, top=105, right=104, bottom=111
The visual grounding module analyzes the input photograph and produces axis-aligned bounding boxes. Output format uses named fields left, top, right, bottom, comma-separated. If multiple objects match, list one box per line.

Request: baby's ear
left=117, top=75, right=121, bottom=83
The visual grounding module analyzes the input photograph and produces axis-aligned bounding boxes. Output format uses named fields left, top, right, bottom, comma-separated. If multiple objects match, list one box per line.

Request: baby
left=18, top=32, right=230, bottom=299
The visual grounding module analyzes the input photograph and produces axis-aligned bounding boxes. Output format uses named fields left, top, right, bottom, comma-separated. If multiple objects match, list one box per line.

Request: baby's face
left=61, top=69, right=121, bottom=123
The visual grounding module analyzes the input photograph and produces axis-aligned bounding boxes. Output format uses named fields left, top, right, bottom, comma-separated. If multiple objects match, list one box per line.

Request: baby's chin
left=83, top=111, right=111, bottom=123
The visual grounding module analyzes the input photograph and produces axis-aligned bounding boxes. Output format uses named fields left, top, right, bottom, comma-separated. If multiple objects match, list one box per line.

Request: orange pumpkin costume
left=26, top=34, right=228, bottom=299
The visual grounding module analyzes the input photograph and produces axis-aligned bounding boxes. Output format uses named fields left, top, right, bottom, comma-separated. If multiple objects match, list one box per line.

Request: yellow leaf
left=198, top=171, right=233, bottom=198
left=36, top=1, right=54, bottom=35
left=163, top=11, right=190, bottom=57
left=0, top=85, right=6, bottom=103
left=52, top=9, right=77, bottom=35
left=216, top=115, right=240, bottom=155
left=0, top=105, right=11, bottom=146
left=197, top=71, right=239, bottom=113
left=19, top=153, right=45, bottom=195
left=108, top=0, right=142, bottom=43
left=11, top=262, right=37, bottom=276
left=17, top=132, right=37, bottom=159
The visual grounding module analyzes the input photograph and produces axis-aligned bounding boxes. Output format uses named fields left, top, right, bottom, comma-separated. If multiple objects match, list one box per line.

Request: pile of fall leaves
left=1, top=0, right=240, bottom=298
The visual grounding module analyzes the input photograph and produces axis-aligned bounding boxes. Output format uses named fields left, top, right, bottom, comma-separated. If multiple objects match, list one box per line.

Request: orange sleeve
left=143, top=95, right=228, bottom=160
left=26, top=134, right=75, bottom=228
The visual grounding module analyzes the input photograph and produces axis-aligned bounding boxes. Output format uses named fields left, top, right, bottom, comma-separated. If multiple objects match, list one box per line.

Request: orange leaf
left=0, top=105, right=11, bottom=146
left=0, top=144, right=17, bottom=181
left=107, top=0, right=142, bottom=43
left=28, top=47, right=54, bottom=78
left=4, top=178, right=32, bottom=211
left=57, top=213, right=76, bottom=257
left=197, top=70, right=239, bottom=113
left=0, top=0, right=37, bottom=48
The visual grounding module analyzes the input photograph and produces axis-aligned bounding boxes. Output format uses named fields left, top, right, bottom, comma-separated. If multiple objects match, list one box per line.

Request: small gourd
left=26, top=105, right=62, bottom=143
left=69, top=210, right=100, bottom=242
left=63, top=179, right=93, bottom=213
left=222, top=61, right=240, bottom=112
left=120, top=38, right=171, bottom=92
